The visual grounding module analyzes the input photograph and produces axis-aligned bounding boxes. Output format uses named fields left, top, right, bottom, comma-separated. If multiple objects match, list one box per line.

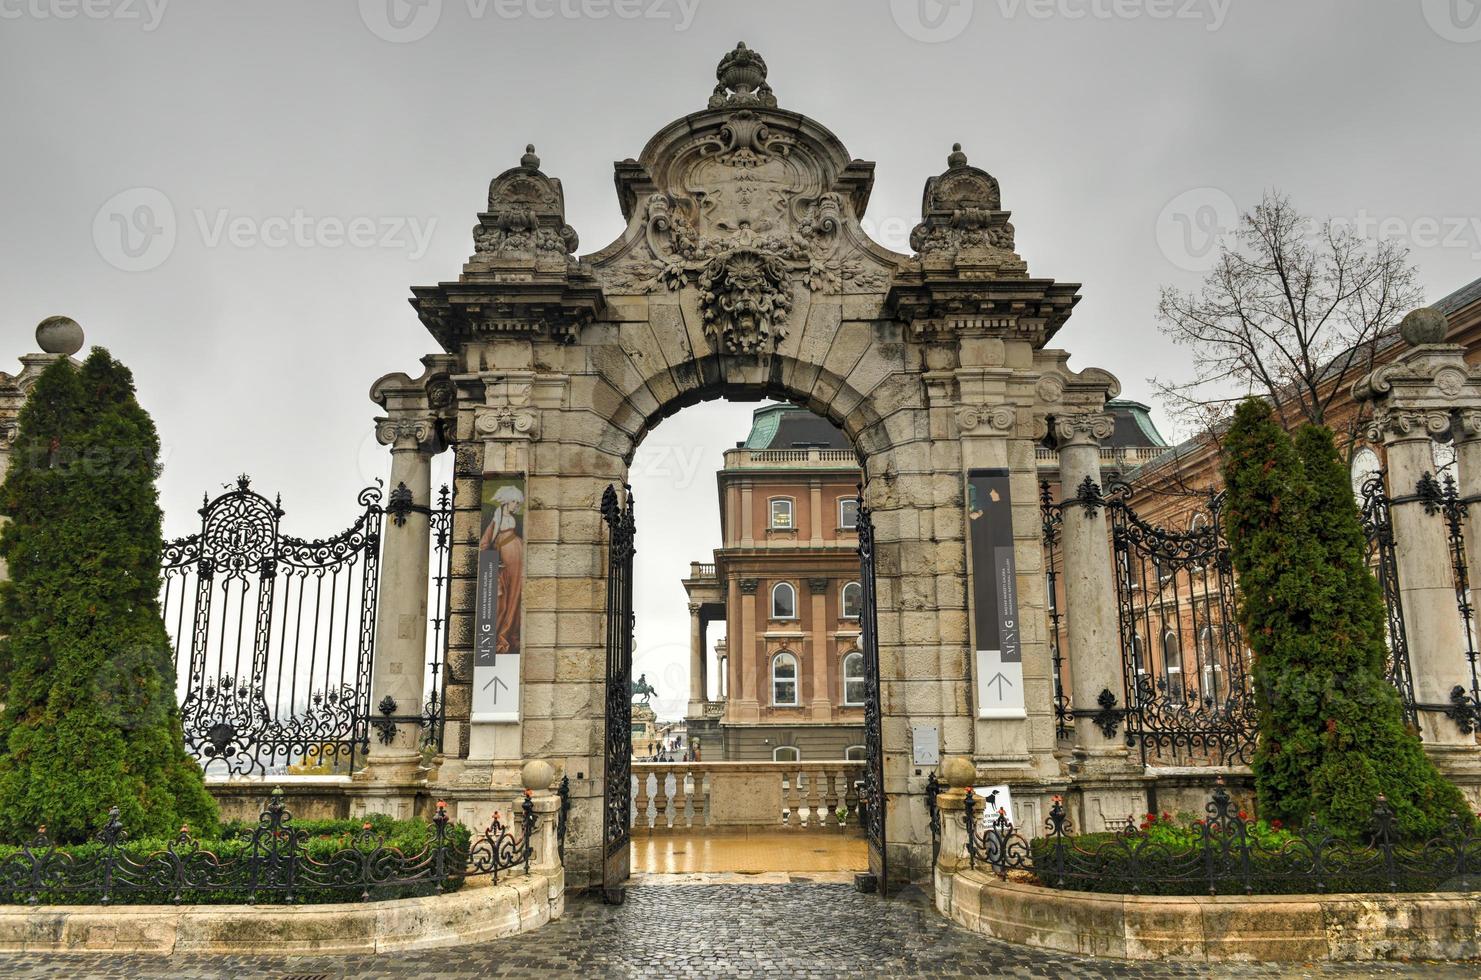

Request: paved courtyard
left=0, top=880, right=1474, bottom=979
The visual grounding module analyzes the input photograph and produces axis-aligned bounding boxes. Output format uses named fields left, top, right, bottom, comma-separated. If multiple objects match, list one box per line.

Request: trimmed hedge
left=0, top=814, right=473, bottom=906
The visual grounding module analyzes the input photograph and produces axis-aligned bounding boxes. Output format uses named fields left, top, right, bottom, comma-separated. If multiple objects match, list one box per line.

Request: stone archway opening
left=615, top=395, right=882, bottom=884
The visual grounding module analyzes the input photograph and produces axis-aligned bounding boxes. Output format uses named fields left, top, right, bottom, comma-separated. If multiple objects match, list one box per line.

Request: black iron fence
left=0, top=788, right=537, bottom=906
left=162, top=477, right=453, bottom=776
left=956, top=783, right=1481, bottom=897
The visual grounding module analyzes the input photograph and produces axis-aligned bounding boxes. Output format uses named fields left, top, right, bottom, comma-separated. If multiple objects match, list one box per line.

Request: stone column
left=807, top=577, right=831, bottom=720
left=1054, top=413, right=1133, bottom=770
left=687, top=602, right=705, bottom=717
left=1355, top=308, right=1481, bottom=762
left=931, top=756, right=976, bottom=917
left=363, top=405, right=438, bottom=787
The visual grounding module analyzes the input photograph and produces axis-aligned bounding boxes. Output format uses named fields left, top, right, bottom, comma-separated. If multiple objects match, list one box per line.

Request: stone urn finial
left=947, top=143, right=968, bottom=169
left=710, top=42, right=776, bottom=108
left=1398, top=306, right=1448, bottom=347
left=520, top=143, right=541, bottom=171
left=36, top=315, right=83, bottom=356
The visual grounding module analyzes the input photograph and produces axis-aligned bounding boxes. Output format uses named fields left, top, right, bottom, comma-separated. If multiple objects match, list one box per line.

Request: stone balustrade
left=631, top=761, right=866, bottom=831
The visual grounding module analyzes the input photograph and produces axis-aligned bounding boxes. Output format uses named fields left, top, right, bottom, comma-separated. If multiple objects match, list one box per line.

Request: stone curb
left=944, top=869, right=1481, bottom=962
left=0, top=873, right=557, bottom=955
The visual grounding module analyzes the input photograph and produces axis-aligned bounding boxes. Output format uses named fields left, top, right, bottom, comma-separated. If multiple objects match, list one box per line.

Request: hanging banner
left=471, top=475, right=524, bottom=723
left=967, top=469, right=1025, bottom=719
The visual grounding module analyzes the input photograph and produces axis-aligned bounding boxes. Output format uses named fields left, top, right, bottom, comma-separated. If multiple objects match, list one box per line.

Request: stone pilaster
left=686, top=602, right=705, bottom=718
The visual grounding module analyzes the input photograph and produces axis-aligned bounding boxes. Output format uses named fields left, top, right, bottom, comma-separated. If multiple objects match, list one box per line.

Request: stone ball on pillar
left=1399, top=307, right=1449, bottom=347
left=36, top=316, right=84, bottom=356
left=940, top=755, right=976, bottom=788
left=521, top=759, right=555, bottom=792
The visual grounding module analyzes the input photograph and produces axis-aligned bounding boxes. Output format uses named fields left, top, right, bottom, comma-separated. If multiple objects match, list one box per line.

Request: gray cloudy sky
left=2, top=1, right=1478, bottom=720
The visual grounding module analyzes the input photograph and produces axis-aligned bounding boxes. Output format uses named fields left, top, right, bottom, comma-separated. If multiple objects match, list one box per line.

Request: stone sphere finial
left=941, top=755, right=976, bottom=788
left=36, top=315, right=83, bottom=356
left=947, top=143, right=968, bottom=169
left=1399, top=307, right=1448, bottom=347
left=520, top=144, right=541, bottom=171
left=521, top=759, right=555, bottom=792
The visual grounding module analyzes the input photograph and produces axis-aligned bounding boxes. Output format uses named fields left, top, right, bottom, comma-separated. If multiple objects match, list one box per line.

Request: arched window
left=771, top=582, right=797, bottom=620
left=841, top=581, right=862, bottom=620
left=773, top=745, right=801, bottom=762
left=1350, top=447, right=1381, bottom=501
left=842, top=650, right=866, bottom=705
left=844, top=744, right=867, bottom=761
left=839, top=497, right=859, bottom=530
left=772, top=651, right=799, bottom=706
left=1162, top=630, right=1183, bottom=702
left=769, top=497, right=795, bottom=530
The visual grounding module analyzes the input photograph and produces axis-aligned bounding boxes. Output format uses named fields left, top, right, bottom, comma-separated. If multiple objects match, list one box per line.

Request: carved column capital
left=375, top=414, right=437, bottom=452
left=1053, top=412, right=1115, bottom=449
left=955, top=405, right=1016, bottom=436
left=1364, top=407, right=1453, bottom=445
left=1455, top=409, right=1481, bottom=443
left=473, top=407, right=541, bottom=441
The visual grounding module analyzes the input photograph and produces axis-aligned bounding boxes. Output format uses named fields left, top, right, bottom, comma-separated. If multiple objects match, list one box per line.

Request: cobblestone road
left=0, top=881, right=1473, bottom=979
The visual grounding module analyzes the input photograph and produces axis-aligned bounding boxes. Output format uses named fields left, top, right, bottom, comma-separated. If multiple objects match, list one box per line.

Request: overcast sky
left=2, top=1, right=1478, bottom=720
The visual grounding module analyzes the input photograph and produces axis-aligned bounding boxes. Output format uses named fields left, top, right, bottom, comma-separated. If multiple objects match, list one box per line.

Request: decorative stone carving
left=1364, top=407, right=1453, bottom=443
left=1053, top=413, right=1116, bottom=448
left=956, top=405, right=1016, bottom=435
left=593, top=44, right=897, bottom=348
left=375, top=415, right=435, bottom=450
left=473, top=146, right=579, bottom=259
left=909, top=144, right=1023, bottom=274
left=474, top=407, right=540, bottom=440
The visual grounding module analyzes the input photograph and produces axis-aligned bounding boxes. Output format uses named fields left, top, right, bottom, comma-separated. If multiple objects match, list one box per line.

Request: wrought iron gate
left=1108, top=489, right=1256, bottom=767
left=856, top=492, right=887, bottom=895
left=161, top=476, right=383, bottom=776
left=600, top=483, right=637, bottom=903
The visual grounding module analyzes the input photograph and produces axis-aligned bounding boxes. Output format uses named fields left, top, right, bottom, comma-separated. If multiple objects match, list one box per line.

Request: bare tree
left=1153, top=190, right=1422, bottom=456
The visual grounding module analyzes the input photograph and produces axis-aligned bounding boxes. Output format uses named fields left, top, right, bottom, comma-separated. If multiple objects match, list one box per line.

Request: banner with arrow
left=967, top=469, right=1025, bottom=719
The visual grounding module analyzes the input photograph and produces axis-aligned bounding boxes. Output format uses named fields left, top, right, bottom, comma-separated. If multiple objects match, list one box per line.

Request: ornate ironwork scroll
left=856, top=488, right=888, bottom=895
left=600, top=483, right=636, bottom=904
left=422, top=483, right=454, bottom=751
left=1359, top=471, right=1421, bottom=728
left=160, top=477, right=383, bottom=776
left=1108, top=490, right=1256, bottom=766
left=1040, top=481, right=1072, bottom=742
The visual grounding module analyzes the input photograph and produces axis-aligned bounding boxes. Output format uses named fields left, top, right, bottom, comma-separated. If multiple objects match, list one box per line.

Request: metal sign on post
left=967, top=469, right=1026, bottom=719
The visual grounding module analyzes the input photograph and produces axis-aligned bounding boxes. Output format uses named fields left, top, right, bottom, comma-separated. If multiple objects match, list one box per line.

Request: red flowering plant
left=1134, top=807, right=1297, bottom=850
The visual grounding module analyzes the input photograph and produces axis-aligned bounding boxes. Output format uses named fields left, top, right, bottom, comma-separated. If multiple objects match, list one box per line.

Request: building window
left=842, top=651, right=866, bottom=705
left=769, top=497, right=795, bottom=530
left=771, top=582, right=797, bottom=620
left=1162, top=630, right=1183, bottom=702
left=844, top=745, right=867, bottom=761
left=772, top=651, right=799, bottom=706
left=773, top=745, right=801, bottom=762
left=841, top=581, right=862, bottom=620
left=839, top=497, right=859, bottom=530
left=1351, top=447, right=1381, bottom=501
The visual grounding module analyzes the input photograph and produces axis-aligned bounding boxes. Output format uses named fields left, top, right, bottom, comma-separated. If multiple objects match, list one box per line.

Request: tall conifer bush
left=1222, top=398, right=1468, bottom=838
left=0, top=349, right=216, bottom=843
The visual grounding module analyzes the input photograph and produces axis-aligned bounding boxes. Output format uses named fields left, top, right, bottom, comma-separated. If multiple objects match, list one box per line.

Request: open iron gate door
left=600, top=484, right=636, bottom=903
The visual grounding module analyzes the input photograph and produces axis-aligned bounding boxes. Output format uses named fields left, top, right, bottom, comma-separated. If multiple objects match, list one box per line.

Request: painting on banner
left=471, top=474, right=524, bottom=722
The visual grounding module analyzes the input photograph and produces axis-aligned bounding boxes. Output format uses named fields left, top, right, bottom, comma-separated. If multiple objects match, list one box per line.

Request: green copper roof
left=743, top=405, right=784, bottom=449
